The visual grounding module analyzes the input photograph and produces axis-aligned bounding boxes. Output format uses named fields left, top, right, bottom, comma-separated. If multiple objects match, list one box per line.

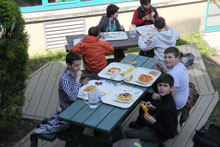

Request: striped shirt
left=59, top=69, right=81, bottom=111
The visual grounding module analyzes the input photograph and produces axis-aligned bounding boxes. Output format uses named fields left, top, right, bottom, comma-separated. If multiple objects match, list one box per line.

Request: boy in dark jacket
left=126, top=74, right=178, bottom=143
left=132, top=0, right=159, bottom=26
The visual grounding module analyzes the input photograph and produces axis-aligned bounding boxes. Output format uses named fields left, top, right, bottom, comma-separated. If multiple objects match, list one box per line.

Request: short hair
left=88, top=26, right=100, bottom=37
left=157, top=73, right=174, bottom=87
left=154, top=17, right=166, bottom=29
left=140, top=0, right=151, bottom=5
left=164, top=47, right=181, bottom=58
left=106, top=4, right=119, bottom=17
left=66, top=52, right=81, bottom=65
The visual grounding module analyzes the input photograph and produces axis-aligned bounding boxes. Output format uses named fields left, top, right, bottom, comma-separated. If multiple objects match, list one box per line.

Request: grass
left=27, top=32, right=220, bottom=126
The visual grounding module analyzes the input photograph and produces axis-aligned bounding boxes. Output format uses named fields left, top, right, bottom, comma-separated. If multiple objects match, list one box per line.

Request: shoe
left=129, top=121, right=141, bottom=129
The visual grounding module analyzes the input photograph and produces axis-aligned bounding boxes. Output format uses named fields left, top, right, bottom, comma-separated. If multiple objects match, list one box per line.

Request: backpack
left=193, top=123, right=220, bottom=147
left=179, top=82, right=199, bottom=126
left=180, top=52, right=195, bottom=67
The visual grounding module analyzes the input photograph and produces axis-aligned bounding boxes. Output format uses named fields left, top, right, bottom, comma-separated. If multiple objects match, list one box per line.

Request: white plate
left=136, top=74, right=154, bottom=84
left=105, top=66, right=121, bottom=75
left=114, top=93, right=134, bottom=103
left=98, top=62, right=134, bottom=81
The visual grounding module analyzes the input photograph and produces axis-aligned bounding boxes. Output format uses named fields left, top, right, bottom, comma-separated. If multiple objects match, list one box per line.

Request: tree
left=0, top=0, right=29, bottom=134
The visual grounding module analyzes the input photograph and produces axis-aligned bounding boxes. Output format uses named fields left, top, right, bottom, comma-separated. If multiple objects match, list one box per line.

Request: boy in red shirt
left=132, top=0, right=159, bottom=26
left=72, top=26, right=114, bottom=73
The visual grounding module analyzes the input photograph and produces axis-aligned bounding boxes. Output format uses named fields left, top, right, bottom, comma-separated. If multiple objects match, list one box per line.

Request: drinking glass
left=87, top=90, right=98, bottom=109
left=129, top=24, right=136, bottom=38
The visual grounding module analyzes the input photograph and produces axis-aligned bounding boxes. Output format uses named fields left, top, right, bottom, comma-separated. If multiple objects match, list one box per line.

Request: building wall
left=23, top=1, right=207, bottom=56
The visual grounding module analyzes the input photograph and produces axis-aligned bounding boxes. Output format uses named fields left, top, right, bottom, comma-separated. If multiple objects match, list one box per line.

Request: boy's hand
left=75, top=71, right=82, bottom=83
left=152, top=93, right=161, bottom=100
left=82, top=77, right=89, bottom=85
left=155, top=62, right=167, bottom=73
left=120, top=25, right=125, bottom=31
left=145, top=101, right=156, bottom=110
left=144, top=113, right=156, bottom=124
left=142, top=15, right=151, bottom=21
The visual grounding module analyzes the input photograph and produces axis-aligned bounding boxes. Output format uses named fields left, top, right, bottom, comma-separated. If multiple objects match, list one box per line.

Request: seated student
left=98, top=4, right=125, bottom=61
left=155, top=47, right=189, bottom=113
left=126, top=74, right=178, bottom=143
left=59, top=52, right=88, bottom=111
left=138, top=17, right=180, bottom=60
left=131, top=0, right=159, bottom=27
left=98, top=4, right=124, bottom=32
left=132, top=0, right=159, bottom=57
left=72, top=26, right=114, bottom=73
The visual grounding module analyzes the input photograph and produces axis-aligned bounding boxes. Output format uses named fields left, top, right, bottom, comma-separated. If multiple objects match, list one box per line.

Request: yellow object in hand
left=125, top=67, right=134, bottom=74
left=141, top=104, right=149, bottom=116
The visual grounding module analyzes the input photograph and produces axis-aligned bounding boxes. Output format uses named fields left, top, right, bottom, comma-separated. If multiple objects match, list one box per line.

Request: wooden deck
left=16, top=44, right=219, bottom=147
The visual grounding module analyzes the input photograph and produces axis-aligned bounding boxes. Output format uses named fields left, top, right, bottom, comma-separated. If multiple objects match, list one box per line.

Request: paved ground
left=203, top=1, right=220, bottom=54
left=203, top=31, right=220, bottom=54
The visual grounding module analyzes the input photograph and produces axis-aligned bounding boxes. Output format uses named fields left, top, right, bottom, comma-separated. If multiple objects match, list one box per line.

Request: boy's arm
left=61, top=72, right=82, bottom=101
left=131, top=10, right=145, bottom=26
left=103, top=42, right=114, bottom=53
left=155, top=62, right=168, bottom=73
left=72, top=42, right=82, bottom=54
left=138, top=36, right=156, bottom=51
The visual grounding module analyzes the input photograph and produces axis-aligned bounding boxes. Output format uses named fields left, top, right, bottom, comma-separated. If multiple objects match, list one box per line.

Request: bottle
left=97, top=91, right=102, bottom=101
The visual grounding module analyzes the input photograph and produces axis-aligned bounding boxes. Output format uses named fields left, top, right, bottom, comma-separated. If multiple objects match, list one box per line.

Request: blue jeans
left=125, top=127, right=164, bottom=143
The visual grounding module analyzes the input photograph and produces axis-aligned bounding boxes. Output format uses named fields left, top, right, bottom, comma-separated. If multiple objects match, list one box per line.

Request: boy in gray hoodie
left=138, top=17, right=180, bottom=60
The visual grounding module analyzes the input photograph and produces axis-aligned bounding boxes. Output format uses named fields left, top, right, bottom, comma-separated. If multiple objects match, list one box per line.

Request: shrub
left=0, top=0, right=29, bottom=135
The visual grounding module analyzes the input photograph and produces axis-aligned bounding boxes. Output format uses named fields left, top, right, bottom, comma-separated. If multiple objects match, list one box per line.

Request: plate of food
left=136, top=74, right=154, bottom=84
left=105, top=67, right=121, bottom=75
left=115, top=92, right=134, bottom=103
left=149, top=70, right=159, bottom=76
left=81, top=84, right=106, bottom=97
left=82, top=85, right=97, bottom=93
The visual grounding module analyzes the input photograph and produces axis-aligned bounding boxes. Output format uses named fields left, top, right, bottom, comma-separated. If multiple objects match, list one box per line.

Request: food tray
left=78, top=80, right=114, bottom=101
left=73, top=38, right=82, bottom=46
left=104, top=31, right=128, bottom=41
left=101, top=85, right=143, bottom=108
left=98, top=62, right=134, bottom=81
left=136, top=25, right=157, bottom=37
left=124, top=67, right=161, bottom=87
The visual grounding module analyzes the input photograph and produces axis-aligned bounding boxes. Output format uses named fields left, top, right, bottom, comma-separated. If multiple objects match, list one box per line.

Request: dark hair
left=154, top=17, right=166, bottom=29
left=140, top=0, right=151, bottom=5
left=157, top=73, right=174, bottom=87
left=107, top=4, right=119, bottom=17
left=88, top=26, right=100, bottom=37
left=66, top=52, right=81, bottom=65
left=164, top=47, right=180, bottom=57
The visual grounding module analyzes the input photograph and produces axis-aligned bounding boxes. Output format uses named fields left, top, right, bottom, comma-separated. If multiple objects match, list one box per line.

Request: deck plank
left=26, top=63, right=52, bottom=116
left=171, top=94, right=213, bottom=147
left=185, top=92, right=219, bottom=147
left=23, top=73, right=41, bottom=115
left=35, top=62, right=61, bottom=117
left=45, top=63, right=66, bottom=117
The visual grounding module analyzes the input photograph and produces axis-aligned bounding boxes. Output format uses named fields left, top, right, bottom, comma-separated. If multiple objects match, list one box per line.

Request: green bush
left=0, top=0, right=29, bottom=135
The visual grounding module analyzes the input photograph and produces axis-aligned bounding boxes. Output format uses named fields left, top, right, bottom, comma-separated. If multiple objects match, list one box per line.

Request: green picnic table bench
left=36, top=54, right=163, bottom=147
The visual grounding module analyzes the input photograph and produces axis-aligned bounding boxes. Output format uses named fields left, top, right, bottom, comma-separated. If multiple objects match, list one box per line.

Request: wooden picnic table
left=65, top=31, right=139, bottom=52
left=58, top=54, right=163, bottom=146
